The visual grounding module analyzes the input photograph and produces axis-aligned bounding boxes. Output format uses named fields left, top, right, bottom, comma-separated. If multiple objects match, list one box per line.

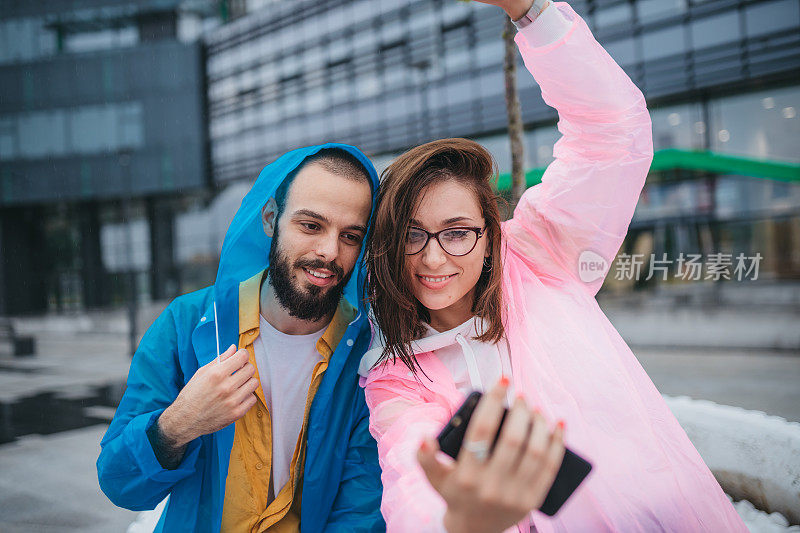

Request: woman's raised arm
left=501, top=2, right=654, bottom=296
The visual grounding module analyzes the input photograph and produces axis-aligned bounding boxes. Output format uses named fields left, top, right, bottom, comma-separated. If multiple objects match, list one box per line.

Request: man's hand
left=159, top=344, right=259, bottom=447
left=473, top=0, right=535, bottom=21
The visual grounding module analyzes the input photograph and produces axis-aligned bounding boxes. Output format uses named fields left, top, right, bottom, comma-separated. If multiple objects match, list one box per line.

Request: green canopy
left=494, top=148, right=800, bottom=190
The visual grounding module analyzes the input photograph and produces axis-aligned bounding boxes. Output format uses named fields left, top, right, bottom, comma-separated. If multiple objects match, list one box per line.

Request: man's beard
left=267, top=229, right=352, bottom=322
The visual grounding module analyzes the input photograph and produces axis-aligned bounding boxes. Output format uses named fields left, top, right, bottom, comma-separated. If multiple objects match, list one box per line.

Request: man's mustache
left=294, top=258, right=345, bottom=281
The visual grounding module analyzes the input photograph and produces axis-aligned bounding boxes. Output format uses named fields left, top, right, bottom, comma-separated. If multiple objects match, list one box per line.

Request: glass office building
left=206, top=0, right=798, bottom=176
left=0, top=1, right=215, bottom=314
left=205, top=0, right=799, bottom=289
left=3, top=0, right=796, bottom=314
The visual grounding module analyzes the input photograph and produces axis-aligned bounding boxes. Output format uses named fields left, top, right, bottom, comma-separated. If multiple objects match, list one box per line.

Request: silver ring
left=463, top=440, right=491, bottom=462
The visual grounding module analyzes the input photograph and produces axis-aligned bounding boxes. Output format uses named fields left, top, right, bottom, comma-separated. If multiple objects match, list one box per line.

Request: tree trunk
left=503, top=17, right=527, bottom=211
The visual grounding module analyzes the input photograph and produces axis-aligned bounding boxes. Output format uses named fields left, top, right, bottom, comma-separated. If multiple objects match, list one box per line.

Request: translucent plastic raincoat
left=97, top=144, right=385, bottom=532
left=360, top=5, right=747, bottom=532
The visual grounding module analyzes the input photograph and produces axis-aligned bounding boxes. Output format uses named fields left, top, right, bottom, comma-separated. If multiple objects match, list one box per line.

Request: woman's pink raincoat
left=359, top=3, right=747, bottom=532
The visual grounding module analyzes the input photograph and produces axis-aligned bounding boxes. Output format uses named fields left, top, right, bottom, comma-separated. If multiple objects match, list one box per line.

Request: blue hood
left=208, top=143, right=380, bottom=356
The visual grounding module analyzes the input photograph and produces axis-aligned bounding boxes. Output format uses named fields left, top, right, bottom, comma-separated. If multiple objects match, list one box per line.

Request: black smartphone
left=436, top=391, right=592, bottom=516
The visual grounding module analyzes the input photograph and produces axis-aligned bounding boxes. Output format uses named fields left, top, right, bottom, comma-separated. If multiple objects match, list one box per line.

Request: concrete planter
left=664, top=395, right=800, bottom=525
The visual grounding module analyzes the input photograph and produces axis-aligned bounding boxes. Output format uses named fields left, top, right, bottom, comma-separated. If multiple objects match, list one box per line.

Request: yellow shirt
left=220, top=270, right=355, bottom=532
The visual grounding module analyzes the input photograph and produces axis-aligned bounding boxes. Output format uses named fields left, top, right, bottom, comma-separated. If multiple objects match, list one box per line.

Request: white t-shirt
left=252, top=315, right=325, bottom=501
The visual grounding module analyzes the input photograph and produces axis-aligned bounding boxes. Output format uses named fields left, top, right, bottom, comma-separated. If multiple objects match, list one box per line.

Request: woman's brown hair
left=366, top=138, right=506, bottom=373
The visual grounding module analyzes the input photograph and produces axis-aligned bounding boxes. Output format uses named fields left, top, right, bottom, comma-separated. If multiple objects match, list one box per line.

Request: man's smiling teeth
left=305, top=268, right=333, bottom=279
left=421, top=275, right=453, bottom=283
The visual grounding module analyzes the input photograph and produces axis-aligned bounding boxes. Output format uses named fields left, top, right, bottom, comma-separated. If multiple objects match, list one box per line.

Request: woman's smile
left=416, top=272, right=458, bottom=290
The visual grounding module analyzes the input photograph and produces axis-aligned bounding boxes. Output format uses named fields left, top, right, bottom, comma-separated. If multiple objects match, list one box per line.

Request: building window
left=649, top=103, right=705, bottom=151
left=744, top=0, right=800, bottom=38
left=636, top=0, right=687, bottom=23
left=118, top=103, right=145, bottom=149
left=710, top=86, right=800, bottom=162
left=101, top=217, right=151, bottom=272
left=0, top=118, right=17, bottom=160
left=641, top=25, right=684, bottom=61
left=18, top=111, right=64, bottom=158
left=604, top=37, right=636, bottom=66
left=690, top=11, right=740, bottom=50
left=63, top=26, right=139, bottom=54
left=70, top=106, right=114, bottom=153
left=1, top=102, right=144, bottom=160
left=595, top=3, right=633, bottom=30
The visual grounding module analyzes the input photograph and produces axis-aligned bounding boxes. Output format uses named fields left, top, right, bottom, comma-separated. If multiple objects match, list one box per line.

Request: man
left=97, top=144, right=384, bottom=532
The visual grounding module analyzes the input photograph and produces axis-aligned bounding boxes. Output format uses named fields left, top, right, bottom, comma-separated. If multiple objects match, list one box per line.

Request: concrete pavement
left=0, top=320, right=798, bottom=531
left=0, top=425, right=137, bottom=532
left=0, top=331, right=130, bottom=403
left=635, top=347, right=800, bottom=423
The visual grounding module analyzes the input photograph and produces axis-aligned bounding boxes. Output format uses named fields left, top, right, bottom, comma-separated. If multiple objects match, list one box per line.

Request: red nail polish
left=499, top=376, right=510, bottom=387
left=419, top=440, right=429, bottom=452
left=557, top=420, right=565, bottom=430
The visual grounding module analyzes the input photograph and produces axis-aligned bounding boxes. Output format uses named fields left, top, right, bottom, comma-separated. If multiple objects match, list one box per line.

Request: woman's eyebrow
left=409, top=216, right=476, bottom=228
left=442, top=216, right=475, bottom=225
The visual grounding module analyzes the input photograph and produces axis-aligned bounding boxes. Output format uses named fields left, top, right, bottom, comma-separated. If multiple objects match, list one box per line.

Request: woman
left=360, top=0, right=748, bottom=532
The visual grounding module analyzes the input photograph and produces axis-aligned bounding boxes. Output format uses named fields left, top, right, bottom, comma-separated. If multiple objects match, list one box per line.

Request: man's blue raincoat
left=97, top=144, right=384, bottom=532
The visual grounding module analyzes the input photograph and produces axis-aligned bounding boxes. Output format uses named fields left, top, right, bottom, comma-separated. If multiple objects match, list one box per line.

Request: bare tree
left=502, top=16, right=527, bottom=210
left=457, top=1, right=527, bottom=208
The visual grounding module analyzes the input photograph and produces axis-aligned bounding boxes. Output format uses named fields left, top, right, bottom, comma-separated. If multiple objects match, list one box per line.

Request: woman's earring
left=483, top=256, right=493, bottom=272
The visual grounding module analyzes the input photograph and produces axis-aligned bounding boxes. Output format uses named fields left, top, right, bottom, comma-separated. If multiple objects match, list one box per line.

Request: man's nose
left=313, top=232, right=340, bottom=262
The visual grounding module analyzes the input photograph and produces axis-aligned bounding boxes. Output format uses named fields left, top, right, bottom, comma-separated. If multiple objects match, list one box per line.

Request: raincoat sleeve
left=325, top=395, right=386, bottom=532
left=362, top=368, right=452, bottom=532
left=503, top=2, right=654, bottom=296
left=97, top=301, right=202, bottom=511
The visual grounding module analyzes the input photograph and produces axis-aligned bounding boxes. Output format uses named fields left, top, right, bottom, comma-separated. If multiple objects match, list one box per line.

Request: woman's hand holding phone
left=417, top=378, right=566, bottom=533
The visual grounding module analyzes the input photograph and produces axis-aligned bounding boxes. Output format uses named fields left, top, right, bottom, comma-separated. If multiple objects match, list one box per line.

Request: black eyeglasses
left=405, top=226, right=486, bottom=256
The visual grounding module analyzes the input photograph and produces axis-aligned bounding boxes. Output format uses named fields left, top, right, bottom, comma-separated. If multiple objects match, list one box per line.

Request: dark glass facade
left=205, top=0, right=799, bottom=288
left=1, top=0, right=797, bottom=313
left=205, top=0, right=799, bottom=183
left=0, top=1, right=212, bottom=314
